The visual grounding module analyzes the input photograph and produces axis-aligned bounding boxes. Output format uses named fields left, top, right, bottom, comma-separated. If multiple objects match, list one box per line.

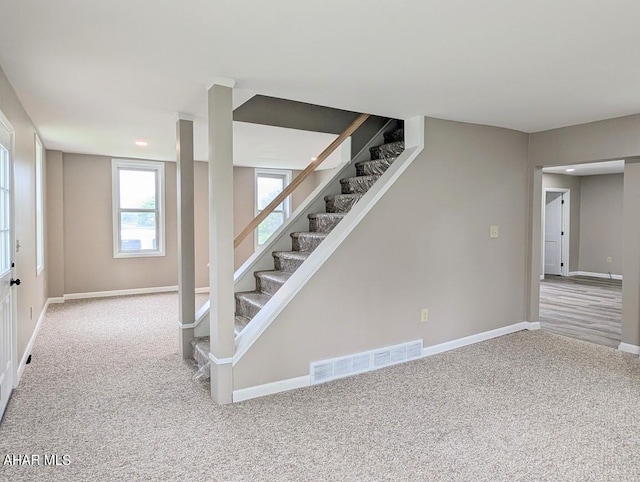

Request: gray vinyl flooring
left=539, top=275, right=622, bottom=348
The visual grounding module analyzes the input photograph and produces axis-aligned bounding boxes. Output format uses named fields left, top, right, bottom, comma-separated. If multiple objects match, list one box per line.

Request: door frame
left=0, top=107, right=17, bottom=394
left=542, top=188, right=570, bottom=278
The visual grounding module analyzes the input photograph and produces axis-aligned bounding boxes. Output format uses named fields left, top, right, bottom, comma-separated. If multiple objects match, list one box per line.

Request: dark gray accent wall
left=233, top=95, right=391, bottom=158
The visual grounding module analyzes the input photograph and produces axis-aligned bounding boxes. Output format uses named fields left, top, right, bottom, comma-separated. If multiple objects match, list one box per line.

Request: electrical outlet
left=490, top=225, right=499, bottom=238
left=606, top=257, right=612, bottom=263
left=421, top=309, right=429, bottom=323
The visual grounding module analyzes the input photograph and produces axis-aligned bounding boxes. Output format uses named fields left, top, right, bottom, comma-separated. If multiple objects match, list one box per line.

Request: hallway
left=539, top=275, right=622, bottom=348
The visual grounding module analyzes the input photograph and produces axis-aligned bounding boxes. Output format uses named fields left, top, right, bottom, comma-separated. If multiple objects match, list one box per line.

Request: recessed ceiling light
left=566, top=168, right=575, bottom=172
left=135, top=140, right=148, bottom=147
left=311, top=157, right=318, bottom=161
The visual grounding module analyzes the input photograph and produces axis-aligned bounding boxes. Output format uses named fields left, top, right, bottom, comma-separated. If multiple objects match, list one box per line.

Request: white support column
left=177, top=116, right=196, bottom=358
left=208, top=80, right=235, bottom=405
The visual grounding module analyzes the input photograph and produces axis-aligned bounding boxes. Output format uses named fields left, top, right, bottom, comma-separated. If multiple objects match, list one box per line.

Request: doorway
left=542, top=189, right=570, bottom=277
left=538, top=162, right=624, bottom=348
left=0, top=109, right=15, bottom=420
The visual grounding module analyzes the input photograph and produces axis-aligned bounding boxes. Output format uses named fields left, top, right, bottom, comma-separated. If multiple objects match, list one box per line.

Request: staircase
left=191, top=126, right=405, bottom=379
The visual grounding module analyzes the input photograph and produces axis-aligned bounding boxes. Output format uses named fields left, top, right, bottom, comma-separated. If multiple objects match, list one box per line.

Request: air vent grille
left=310, top=339, right=423, bottom=385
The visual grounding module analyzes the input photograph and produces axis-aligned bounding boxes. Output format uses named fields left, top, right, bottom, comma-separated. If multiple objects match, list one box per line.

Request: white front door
left=544, top=191, right=563, bottom=276
left=0, top=115, right=14, bottom=421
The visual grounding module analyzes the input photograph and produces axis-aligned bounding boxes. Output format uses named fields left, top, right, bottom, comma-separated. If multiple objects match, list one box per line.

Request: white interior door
left=544, top=191, right=563, bottom=276
left=0, top=116, right=14, bottom=420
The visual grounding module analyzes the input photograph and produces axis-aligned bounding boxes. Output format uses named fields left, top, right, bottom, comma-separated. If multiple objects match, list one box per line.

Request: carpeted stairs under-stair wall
left=192, top=126, right=405, bottom=379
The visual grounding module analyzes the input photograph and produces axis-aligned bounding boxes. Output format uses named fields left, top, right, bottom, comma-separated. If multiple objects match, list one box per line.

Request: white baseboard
left=618, top=343, right=640, bottom=355
left=48, top=297, right=65, bottom=304
left=233, top=375, right=311, bottom=403
left=422, top=321, right=539, bottom=357
left=232, top=321, right=537, bottom=403
left=568, top=271, right=622, bottom=280
left=16, top=298, right=54, bottom=385
left=63, top=286, right=210, bottom=300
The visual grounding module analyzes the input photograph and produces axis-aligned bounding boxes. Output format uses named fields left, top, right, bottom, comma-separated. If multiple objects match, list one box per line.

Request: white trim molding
left=232, top=320, right=536, bottom=402
left=233, top=375, right=311, bottom=403
left=111, top=158, right=166, bottom=259
left=64, top=285, right=210, bottom=300
left=568, top=271, right=622, bottom=281
left=17, top=299, right=54, bottom=385
left=208, top=77, right=236, bottom=89
left=618, top=343, right=640, bottom=355
left=208, top=353, right=233, bottom=365
left=178, top=321, right=197, bottom=329
left=422, top=321, right=539, bottom=357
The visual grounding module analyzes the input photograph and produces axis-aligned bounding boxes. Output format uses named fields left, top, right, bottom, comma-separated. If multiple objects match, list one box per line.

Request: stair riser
left=309, top=215, right=343, bottom=232
left=292, top=235, right=324, bottom=253
left=255, top=276, right=285, bottom=296
left=235, top=296, right=263, bottom=320
left=341, top=178, right=377, bottom=194
left=325, top=195, right=362, bottom=213
left=192, top=343, right=209, bottom=370
left=356, top=158, right=395, bottom=176
left=273, top=255, right=306, bottom=272
left=384, top=129, right=404, bottom=143
left=235, top=316, right=250, bottom=336
left=370, top=141, right=405, bottom=160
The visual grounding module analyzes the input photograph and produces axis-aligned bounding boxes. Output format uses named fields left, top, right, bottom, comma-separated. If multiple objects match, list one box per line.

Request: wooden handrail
left=234, top=113, right=370, bottom=248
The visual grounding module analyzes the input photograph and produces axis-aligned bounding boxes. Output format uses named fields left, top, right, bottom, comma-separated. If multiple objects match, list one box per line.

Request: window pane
left=119, top=169, right=157, bottom=209
left=257, top=212, right=284, bottom=245
left=257, top=176, right=284, bottom=210
left=120, top=212, right=157, bottom=251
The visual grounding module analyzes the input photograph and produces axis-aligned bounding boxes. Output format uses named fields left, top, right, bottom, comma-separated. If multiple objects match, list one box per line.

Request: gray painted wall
left=0, top=64, right=48, bottom=364
left=235, top=117, right=529, bottom=389
left=541, top=173, right=624, bottom=276
left=233, top=95, right=390, bottom=159
left=530, top=115, right=640, bottom=346
left=48, top=157, right=323, bottom=294
left=578, top=174, right=623, bottom=275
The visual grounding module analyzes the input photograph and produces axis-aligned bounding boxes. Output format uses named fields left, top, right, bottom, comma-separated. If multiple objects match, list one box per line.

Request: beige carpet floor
left=1, top=294, right=640, bottom=481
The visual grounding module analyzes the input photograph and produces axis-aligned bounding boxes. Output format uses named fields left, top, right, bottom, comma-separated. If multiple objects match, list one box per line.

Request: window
left=35, top=135, right=44, bottom=275
left=112, top=159, right=165, bottom=258
left=255, top=169, right=291, bottom=246
left=0, top=143, right=10, bottom=276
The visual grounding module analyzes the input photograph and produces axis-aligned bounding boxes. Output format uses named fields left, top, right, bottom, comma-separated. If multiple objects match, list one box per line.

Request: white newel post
left=177, top=116, right=196, bottom=359
left=208, top=80, right=235, bottom=404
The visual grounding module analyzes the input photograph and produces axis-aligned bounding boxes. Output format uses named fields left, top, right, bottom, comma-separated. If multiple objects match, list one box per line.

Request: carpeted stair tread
left=369, top=141, right=405, bottom=160
left=290, top=231, right=329, bottom=252
left=355, top=157, right=397, bottom=176
left=324, top=193, right=364, bottom=213
left=191, top=337, right=210, bottom=369
left=235, top=291, right=272, bottom=320
left=308, top=212, right=346, bottom=232
left=254, top=270, right=292, bottom=295
left=340, top=175, right=380, bottom=194
left=272, top=250, right=310, bottom=272
left=383, top=128, right=404, bottom=143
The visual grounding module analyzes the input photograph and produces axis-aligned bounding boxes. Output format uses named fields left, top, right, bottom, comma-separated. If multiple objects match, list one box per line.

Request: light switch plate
left=490, top=225, right=499, bottom=238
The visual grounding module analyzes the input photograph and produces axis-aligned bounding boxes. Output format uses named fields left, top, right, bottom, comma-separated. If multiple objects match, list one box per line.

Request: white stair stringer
left=233, top=116, right=425, bottom=366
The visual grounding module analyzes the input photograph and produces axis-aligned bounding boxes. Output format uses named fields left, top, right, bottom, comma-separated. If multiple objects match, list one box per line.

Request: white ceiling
left=1, top=1, right=639, bottom=163
left=232, top=122, right=340, bottom=170
left=543, top=160, right=625, bottom=176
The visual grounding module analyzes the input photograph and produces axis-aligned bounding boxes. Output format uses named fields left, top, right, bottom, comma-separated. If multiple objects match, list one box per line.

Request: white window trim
left=34, top=134, right=44, bottom=276
left=254, top=168, right=292, bottom=248
left=112, top=159, right=166, bottom=258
